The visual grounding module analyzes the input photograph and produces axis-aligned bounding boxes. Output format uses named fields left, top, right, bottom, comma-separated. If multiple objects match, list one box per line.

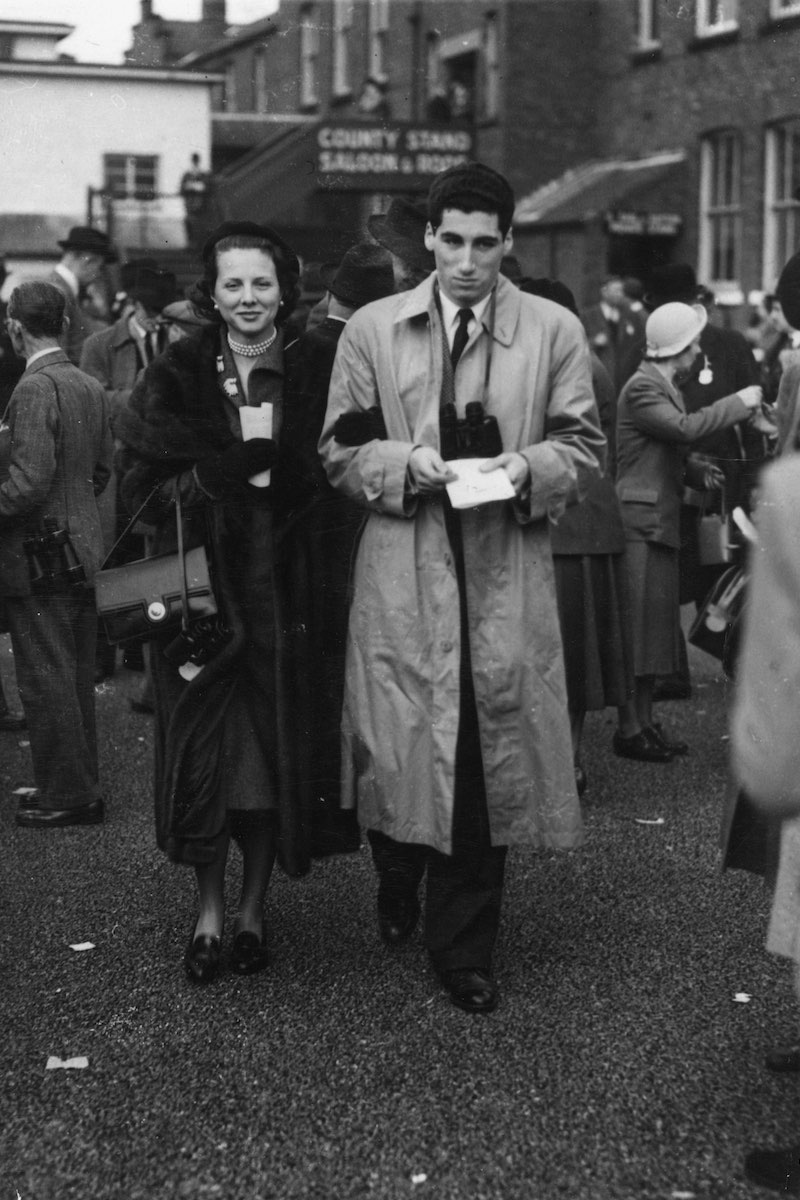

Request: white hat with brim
left=645, top=302, right=708, bottom=359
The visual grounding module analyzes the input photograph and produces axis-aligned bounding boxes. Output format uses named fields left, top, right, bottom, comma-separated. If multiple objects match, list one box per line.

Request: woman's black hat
left=201, top=221, right=300, bottom=278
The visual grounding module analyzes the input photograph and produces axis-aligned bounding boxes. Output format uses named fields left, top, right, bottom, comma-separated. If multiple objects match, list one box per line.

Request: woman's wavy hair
left=191, top=223, right=301, bottom=328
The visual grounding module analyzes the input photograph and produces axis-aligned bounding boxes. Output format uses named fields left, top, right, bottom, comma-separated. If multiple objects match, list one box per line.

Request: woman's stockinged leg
left=230, top=813, right=278, bottom=935
left=193, top=830, right=230, bottom=939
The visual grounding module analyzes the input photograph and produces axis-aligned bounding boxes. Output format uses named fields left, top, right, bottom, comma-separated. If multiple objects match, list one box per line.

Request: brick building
left=141, top=0, right=800, bottom=314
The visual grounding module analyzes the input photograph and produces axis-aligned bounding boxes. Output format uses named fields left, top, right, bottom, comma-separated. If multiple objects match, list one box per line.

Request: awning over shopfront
left=514, top=152, right=687, bottom=229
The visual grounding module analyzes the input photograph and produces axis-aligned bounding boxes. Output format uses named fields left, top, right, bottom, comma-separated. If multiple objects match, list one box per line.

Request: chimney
left=141, top=0, right=153, bottom=18
left=201, top=0, right=227, bottom=30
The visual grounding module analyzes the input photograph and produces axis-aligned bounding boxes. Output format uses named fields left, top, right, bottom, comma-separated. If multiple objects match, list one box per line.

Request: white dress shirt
left=438, top=290, right=492, bottom=353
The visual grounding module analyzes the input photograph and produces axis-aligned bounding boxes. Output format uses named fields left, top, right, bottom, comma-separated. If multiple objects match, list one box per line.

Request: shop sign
left=606, top=210, right=683, bottom=237
left=316, top=121, right=474, bottom=190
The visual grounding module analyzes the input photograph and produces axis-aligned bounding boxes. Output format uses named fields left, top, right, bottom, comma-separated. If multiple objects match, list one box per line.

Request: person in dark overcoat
left=281, top=242, right=395, bottom=856
left=115, top=221, right=318, bottom=986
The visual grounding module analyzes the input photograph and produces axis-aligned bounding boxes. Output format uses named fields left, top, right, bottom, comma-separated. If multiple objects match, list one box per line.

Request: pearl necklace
left=227, top=328, right=277, bottom=357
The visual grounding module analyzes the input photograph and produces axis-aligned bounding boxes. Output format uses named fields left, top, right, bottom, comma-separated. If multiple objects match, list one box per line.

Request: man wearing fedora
left=282, top=243, right=395, bottom=856
left=49, top=226, right=117, bottom=366
left=80, top=260, right=176, bottom=425
left=367, top=197, right=435, bottom=293
left=321, top=162, right=603, bottom=1013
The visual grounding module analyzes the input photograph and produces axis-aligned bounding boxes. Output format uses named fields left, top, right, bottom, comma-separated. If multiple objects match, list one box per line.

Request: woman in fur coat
left=115, top=221, right=310, bottom=985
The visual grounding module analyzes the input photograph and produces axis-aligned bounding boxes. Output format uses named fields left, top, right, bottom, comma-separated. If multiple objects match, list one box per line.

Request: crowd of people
left=2, top=159, right=800, bottom=1192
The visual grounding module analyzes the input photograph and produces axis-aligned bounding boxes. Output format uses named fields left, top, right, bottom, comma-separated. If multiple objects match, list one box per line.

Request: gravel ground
left=0, top=635, right=796, bottom=1200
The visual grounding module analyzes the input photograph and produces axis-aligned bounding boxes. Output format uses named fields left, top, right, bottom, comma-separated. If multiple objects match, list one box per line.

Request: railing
left=86, top=188, right=198, bottom=250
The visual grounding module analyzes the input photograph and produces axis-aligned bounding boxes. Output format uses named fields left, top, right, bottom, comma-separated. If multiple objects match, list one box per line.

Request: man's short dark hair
left=8, top=282, right=65, bottom=338
left=427, top=161, right=515, bottom=236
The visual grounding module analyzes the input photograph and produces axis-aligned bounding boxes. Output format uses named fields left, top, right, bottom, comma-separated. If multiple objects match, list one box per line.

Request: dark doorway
left=607, top=234, right=676, bottom=292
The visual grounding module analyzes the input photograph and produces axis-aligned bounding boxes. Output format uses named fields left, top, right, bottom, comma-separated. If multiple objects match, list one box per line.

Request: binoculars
left=23, top=519, right=86, bottom=593
left=440, top=401, right=503, bottom=461
left=163, top=616, right=231, bottom=669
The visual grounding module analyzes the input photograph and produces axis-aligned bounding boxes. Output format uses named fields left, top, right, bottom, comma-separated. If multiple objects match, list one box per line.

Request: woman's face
left=213, top=247, right=281, bottom=343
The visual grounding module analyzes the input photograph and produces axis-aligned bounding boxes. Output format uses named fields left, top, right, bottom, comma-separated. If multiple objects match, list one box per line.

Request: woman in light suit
left=615, top=302, right=762, bottom=755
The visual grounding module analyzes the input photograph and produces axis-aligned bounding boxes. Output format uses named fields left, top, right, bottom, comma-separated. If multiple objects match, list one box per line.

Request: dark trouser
left=6, top=590, right=100, bottom=810
left=368, top=502, right=507, bottom=974
left=367, top=692, right=507, bottom=974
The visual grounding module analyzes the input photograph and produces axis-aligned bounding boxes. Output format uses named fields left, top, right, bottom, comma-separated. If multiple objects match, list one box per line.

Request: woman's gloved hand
left=195, top=439, right=276, bottom=494
left=333, top=406, right=387, bottom=446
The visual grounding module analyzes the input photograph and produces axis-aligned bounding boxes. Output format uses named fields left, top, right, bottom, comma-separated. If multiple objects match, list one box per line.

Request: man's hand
left=703, top=463, right=726, bottom=491
left=408, top=446, right=458, bottom=494
left=480, top=452, right=531, bottom=497
left=737, top=385, right=763, bottom=411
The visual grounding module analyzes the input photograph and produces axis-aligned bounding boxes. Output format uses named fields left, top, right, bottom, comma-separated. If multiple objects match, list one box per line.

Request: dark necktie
left=451, top=307, right=473, bottom=369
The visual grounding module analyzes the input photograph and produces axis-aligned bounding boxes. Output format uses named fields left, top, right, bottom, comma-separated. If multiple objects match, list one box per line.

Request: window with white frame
left=771, top=0, right=800, bottom=17
left=635, top=0, right=660, bottom=47
left=699, top=130, right=742, bottom=286
left=764, top=120, right=800, bottom=287
left=224, top=60, right=237, bottom=111
left=482, top=12, right=499, bottom=120
left=254, top=46, right=268, bottom=111
left=696, top=0, right=738, bottom=36
left=332, top=0, right=353, bottom=97
left=368, top=0, right=389, bottom=81
left=300, top=4, right=319, bottom=107
left=103, top=154, right=158, bottom=200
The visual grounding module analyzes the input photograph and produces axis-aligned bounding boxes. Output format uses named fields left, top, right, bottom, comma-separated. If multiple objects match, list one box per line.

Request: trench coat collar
left=393, top=272, right=521, bottom=347
left=24, top=348, right=70, bottom=375
left=637, top=357, right=685, bottom=411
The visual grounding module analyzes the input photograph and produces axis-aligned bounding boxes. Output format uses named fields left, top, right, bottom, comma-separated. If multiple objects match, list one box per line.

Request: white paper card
left=46, top=1056, right=89, bottom=1070
left=445, top=458, right=516, bottom=510
left=239, top=403, right=273, bottom=487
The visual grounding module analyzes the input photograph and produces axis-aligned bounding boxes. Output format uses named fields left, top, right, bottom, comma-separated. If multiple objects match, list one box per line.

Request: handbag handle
left=699, top=482, right=726, bottom=519
left=101, top=481, right=193, bottom=635
left=100, top=481, right=164, bottom=570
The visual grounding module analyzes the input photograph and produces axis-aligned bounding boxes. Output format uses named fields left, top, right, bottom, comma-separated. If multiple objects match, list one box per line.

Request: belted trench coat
left=319, top=274, right=605, bottom=855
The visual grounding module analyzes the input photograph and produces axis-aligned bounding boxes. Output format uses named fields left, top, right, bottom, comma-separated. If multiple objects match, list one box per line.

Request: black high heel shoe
left=184, top=925, right=221, bottom=984
left=231, top=925, right=269, bottom=975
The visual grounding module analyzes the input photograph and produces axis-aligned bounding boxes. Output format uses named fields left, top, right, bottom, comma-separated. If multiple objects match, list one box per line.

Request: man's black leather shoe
left=440, top=968, right=499, bottom=1014
left=765, top=1044, right=800, bottom=1073
left=744, top=1144, right=800, bottom=1195
left=378, top=896, right=420, bottom=946
left=0, top=710, right=26, bottom=732
left=612, top=729, right=673, bottom=763
left=646, top=722, right=689, bottom=756
left=15, top=798, right=104, bottom=828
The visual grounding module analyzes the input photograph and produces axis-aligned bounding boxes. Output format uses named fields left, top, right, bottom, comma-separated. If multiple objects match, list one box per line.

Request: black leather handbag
left=94, top=488, right=217, bottom=645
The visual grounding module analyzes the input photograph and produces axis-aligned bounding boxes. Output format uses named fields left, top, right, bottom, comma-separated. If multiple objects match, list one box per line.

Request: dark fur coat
left=115, top=326, right=332, bottom=870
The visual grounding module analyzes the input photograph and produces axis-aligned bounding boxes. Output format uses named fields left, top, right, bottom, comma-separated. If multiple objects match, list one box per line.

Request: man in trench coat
left=320, top=162, right=604, bottom=1013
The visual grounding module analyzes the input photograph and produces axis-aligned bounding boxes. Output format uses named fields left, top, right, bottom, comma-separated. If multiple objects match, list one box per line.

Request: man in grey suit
left=3, top=282, right=113, bottom=828
left=48, top=226, right=117, bottom=365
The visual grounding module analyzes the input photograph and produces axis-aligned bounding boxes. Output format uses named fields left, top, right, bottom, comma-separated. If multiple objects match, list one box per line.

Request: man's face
left=770, top=301, right=791, bottom=334
left=425, top=208, right=512, bottom=307
left=602, top=279, right=625, bottom=307
left=75, top=253, right=103, bottom=285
